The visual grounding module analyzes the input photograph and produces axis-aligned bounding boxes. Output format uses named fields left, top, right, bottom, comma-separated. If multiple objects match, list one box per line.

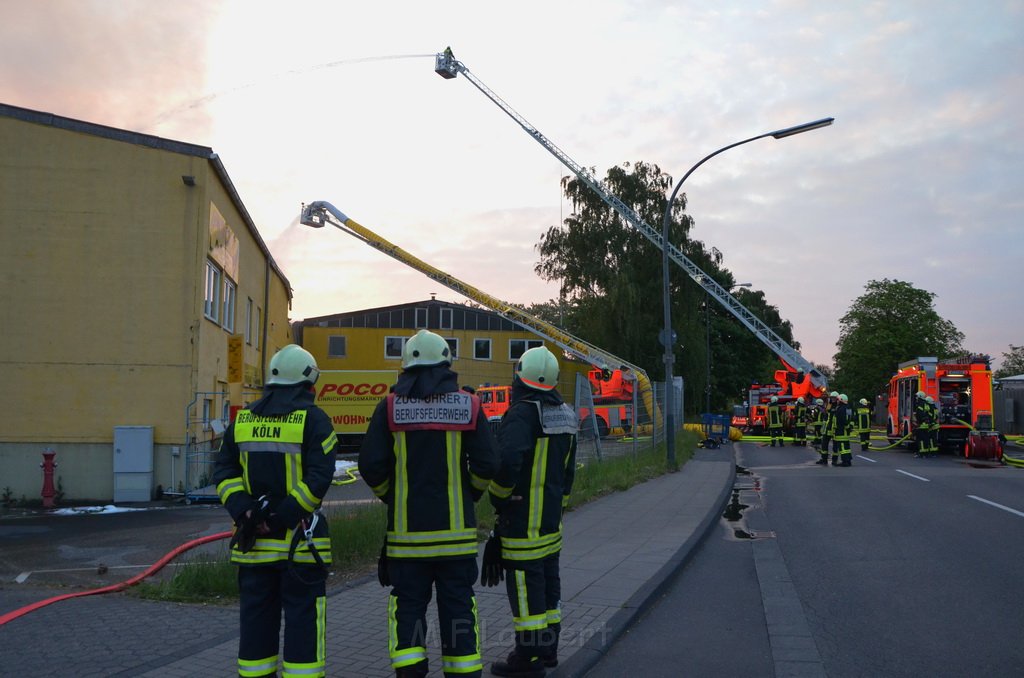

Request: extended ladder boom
left=435, top=49, right=827, bottom=389
left=300, top=200, right=660, bottom=427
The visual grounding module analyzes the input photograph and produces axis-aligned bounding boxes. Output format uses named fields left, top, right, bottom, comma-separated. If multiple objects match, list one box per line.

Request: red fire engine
left=732, top=360, right=827, bottom=434
left=886, top=355, right=1001, bottom=459
left=478, top=368, right=636, bottom=439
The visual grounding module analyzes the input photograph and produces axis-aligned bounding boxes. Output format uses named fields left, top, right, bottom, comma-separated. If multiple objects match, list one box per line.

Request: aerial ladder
left=434, top=47, right=829, bottom=390
left=299, top=200, right=661, bottom=435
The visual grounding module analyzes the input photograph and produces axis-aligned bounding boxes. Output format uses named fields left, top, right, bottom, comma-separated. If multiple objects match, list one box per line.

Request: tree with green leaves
left=832, top=279, right=965, bottom=400
left=533, top=161, right=796, bottom=415
left=994, top=345, right=1024, bottom=378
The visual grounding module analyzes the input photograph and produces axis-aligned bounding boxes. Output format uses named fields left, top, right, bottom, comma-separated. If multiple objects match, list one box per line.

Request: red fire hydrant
left=41, top=449, right=57, bottom=508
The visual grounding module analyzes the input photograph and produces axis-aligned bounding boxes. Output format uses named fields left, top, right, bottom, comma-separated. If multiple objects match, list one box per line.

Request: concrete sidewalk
left=0, top=447, right=734, bottom=677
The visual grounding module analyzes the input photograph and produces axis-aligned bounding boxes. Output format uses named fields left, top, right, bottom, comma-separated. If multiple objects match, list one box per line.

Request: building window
left=204, top=260, right=221, bottom=323
left=202, top=398, right=213, bottom=431
left=222, top=278, right=236, bottom=332
left=474, top=338, right=491, bottom=360
left=328, top=335, right=347, bottom=358
left=245, top=298, right=254, bottom=345
left=445, top=338, right=458, bottom=361
left=509, top=339, right=543, bottom=360
left=385, top=335, right=407, bottom=360
left=415, top=308, right=428, bottom=328
left=440, top=308, right=453, bottom=329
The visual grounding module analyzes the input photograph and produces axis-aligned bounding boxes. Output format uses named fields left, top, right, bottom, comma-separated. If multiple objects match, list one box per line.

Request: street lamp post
left=705, top=282, right=752, bottom=414
left=661, top=117, right=833, bottom=466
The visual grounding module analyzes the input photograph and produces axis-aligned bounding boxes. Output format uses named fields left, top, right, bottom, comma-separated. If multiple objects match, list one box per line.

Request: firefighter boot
left=841, top=453, right=852, bottom=467
left=490, top=652, right=545, bottom=678
left=815, top=452, right=828, bottom=465
left=830, top=454, right=840, bottom=466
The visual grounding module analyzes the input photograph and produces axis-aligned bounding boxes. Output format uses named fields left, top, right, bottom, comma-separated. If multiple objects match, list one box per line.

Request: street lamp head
left=771, top=117, right=834, bottom=139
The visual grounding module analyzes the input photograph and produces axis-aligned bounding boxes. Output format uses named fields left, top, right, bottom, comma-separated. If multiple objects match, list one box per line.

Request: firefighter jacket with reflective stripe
left=913, top=400, right=933, bottom=429
left=490, top=394, right=578, bottom=563
left=855, top=405, right=871, bottom=432
left=359, top=389, right=498, bottom=561
left=214, top=399, right=338, bottom=566
left=793, top=402, right=808, bottom=428
left=829, top=403, right=850, bottom=441
left=767, top=403, right=783, bottom=429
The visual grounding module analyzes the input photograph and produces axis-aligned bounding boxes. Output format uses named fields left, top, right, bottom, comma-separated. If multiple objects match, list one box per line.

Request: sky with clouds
left=2, top=0, right=1021, bottom=370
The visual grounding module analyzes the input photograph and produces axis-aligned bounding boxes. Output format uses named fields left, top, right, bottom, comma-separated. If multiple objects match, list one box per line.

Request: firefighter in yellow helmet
left=213, top=344, right=337, bottom=678
left=359, top=330, right=498, bottom=677
left=767, top=395, right=785, bottom=447
left=488, top=346, right=578, bottom=676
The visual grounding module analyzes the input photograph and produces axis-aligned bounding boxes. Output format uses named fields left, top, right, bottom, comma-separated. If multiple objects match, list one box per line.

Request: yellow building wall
left=0, top=113, right=292, bottom=501
left=301, top=325, right=588, bottom=403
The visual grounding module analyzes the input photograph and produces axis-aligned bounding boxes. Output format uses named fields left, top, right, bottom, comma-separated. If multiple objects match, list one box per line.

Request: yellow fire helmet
left=859, top=398, right=869, bottom=406
left=402, top=329, right=452, bottom=369
left=267, top=344, right=320, bottom=386
left=516, top=346, right=559, bottom=391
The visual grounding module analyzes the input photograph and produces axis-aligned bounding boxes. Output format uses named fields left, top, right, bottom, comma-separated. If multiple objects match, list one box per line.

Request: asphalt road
left=585, top=440, right=1024, bottom=677
left=0, top=476, right=377, bottom=597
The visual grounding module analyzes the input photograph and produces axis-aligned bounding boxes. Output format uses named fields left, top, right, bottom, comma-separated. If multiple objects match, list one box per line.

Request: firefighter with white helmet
left=767, top=395, right=785, bottom=447
left=213, top=344, right=337, bottom=677
left=810, top=398, right=826, bottom=453
left=835, top=394, right=853, bottom=466
left=488, top=346, right=578, bottom=676
left=817, top=393, right=838, bottom=465
left=793, top=396, right=808, bottom=446
left=855, top=398, right=872, bottom=452
left=359, top=329, right=499, bottom=677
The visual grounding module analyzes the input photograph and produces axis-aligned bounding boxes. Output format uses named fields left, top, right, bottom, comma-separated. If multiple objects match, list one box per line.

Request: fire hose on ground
left=2, top=466, right=363, bottom=627
left=0, top=530, right=232, bottom=627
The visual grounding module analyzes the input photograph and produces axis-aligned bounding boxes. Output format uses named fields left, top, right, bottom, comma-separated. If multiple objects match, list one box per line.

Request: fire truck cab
left=886, top=355, right=1001, bottom=459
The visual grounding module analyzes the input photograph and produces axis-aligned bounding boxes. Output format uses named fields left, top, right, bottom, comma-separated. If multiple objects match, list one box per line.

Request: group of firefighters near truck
left=765, top=389, right=940, bottom=463
left=215, top=331, right=574, bottom=678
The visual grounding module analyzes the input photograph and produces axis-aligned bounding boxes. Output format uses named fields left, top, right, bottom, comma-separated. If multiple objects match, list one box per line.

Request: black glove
left=230, top=496, right=270, bottom=553
left=377, top=542, right=390, bottom=587
left=480, top=530, right=504, bottom=587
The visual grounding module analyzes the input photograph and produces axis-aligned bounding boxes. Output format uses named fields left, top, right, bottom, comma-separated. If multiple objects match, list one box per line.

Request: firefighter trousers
left=237, top=562, right=327, bottom=678
left=503, top=553, right=561, bottom=661
left=387, top=557, right=482, bottom=676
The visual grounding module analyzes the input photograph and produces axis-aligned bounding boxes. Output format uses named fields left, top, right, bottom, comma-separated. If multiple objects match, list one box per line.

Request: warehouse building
left=0, top=103, right=293, bottom=503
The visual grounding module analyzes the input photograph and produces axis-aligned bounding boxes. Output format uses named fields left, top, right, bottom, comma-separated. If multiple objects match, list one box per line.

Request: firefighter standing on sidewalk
left=359, top=330, right=498, bottom=678
left=767, top=396, right=785, bottom=447
left=488, top=347, right=578, bottom=677
left=213, top=344, right=337, bottom=678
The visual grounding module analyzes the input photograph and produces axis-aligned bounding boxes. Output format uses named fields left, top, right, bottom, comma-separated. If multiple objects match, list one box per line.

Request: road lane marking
left=896, top=469, right=930, bottom=482
left=856, top=455, right=877, bottom=463
left=967, top=495, right=1024, bottom=518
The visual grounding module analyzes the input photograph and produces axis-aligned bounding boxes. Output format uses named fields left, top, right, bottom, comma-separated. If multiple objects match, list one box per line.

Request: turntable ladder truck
left=434, top=48, right=829, bottom=391
left=299, top=200, right=660, bottom=436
